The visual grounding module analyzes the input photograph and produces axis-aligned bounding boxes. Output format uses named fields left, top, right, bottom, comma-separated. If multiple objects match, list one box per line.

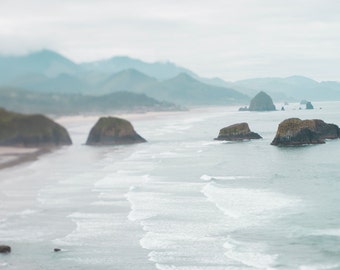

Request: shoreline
left=0, top=110, right=189, bottom=171
left=55, top=105, right=231, bottom=124
left=0, top=147, right=51, bottom=170
left=0, top=106, right=230, bottom=171
left=55, top=108, right=192, bottom=124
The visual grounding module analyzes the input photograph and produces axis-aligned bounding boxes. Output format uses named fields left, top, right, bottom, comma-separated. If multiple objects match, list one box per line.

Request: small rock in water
left=215, top=122, right=262, bottom=141
left=85, top=116, right=146, bottom=145
left=271, top=118, right=340, bottom=146
left=0, top=245, right=11, bottom=254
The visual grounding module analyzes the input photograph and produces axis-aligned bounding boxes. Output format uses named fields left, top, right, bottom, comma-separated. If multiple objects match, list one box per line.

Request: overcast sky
left=1, top=0, right=340, bottom=81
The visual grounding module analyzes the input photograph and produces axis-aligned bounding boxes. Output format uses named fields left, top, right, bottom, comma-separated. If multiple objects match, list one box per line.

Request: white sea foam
left=126, top=150, right=153, bottom=160
left=164, top=124, right=192, bottom=131
left=140, top=232, right=179, bottom=250
left=53, top=212, right=116, bottom=246
left=200, top=174, right=255, bottom=181
left=225, top=249, right=277, bottom=269
left=224, top=237, right=278, bottom=269
left=202, top=141, right=228, bottom=146
left=201, top=182, right=299, bottom=225
left=125, top=190, right=161, bottom=221
left=155, top=264, right=230, bottom=270
left=300, top=264, right=340, bottom=270
left=91, top=200, right=117, bottom=206
left=20, top=208, right=38, bottom=216
left=68, top=212, right=115, bottom=219
left=159, top=152, right=182, bottom=158
left=310, top=228, right=340, bottom=237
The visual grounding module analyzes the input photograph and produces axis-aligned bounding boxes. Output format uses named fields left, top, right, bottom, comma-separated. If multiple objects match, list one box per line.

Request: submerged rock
left=238, top=106, right=248, bottom=111
left=0, top=108, right=72, bottom=147
left=0, top=245, right=11, bottom=254
left=249, top=91, right=276, bottom=111
left=86, top=116, right=146, bottom=145
left=215, top=122, right=262, bottom=141
left=271, top=118, right=340, bottom=146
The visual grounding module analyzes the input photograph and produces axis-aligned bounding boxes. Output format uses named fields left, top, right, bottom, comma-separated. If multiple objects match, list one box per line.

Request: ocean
left=1, top=102, right=340, bottom=270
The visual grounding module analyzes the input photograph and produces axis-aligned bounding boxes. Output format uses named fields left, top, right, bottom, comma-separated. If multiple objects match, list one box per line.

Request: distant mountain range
left=233, top=76, right=340, bottom=101
left=0, top=50, right=79, bottom=83
left=0, top=87, right=179, bottom=115
left=81, top=55, right=195, bottom=80
left=0, top=50, right=249, bottom=106
left=1, top=49, right=340, bottom=110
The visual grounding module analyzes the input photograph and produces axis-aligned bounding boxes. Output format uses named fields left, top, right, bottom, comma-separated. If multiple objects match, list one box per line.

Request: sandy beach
left=0, top=109, right=189, bottom=171
left=0, top=107, right=227, bottom=171
left=55, top=109, right=191, bottom=125
left=0, top=147, right=51, bottom=170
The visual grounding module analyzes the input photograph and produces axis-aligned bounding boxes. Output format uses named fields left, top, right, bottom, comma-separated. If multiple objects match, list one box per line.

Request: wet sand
left=0, top=107, right=224, bottom=170
left=0, top=147, right=51, bottom=170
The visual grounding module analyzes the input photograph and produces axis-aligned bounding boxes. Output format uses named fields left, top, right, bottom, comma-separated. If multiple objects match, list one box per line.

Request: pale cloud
left=1, top=0, right=340, bottom=81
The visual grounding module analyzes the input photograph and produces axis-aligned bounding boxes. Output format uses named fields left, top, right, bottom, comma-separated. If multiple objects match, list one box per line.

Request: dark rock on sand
left=0, top=245, right=11, bottom=254
left=0, top=108, right=72, bottom=147
left=215, top=122, right=262, bottom=141
left=271, top=118, right=340, bottom=146
left=249, top=91, right=276, bottom=111
left=86, top=116, right=146, bottom=145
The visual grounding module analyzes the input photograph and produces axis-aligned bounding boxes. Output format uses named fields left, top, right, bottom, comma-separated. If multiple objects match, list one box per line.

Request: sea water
left=1, top=102, right=340, bottom=269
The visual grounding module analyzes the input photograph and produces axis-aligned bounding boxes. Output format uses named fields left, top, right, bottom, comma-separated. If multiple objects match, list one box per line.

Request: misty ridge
left=1, top=49, right=340, bottom=115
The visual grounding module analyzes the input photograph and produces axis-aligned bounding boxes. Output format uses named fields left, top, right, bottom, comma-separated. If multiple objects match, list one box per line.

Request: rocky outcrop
left=86, top=116, right=146, bottom=145
left=0, top=245, right=11, bottom=253
left=249, top=91, right=276, bottom=111
left=215, top=122, right=262, bottom=141
left=306, top=101, right=314, bottom=110
left=271, top=118, right=340, bottom=146
left=0, top=108, right=72, bottom=147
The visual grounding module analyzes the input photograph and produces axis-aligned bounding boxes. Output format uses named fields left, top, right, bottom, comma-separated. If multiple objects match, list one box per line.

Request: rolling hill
left=81, top=56, right=195, bottom=80
left=143, top=73, right=249, bottom=105
left=0, top=50, right=80, bottom=84
left=0, top=87, right=179, bottom=115
left=2, top=49, right=340, bottom=104
left=234, top=76, right=340, bottom=101
left=96, top=69, right=158, bottom=95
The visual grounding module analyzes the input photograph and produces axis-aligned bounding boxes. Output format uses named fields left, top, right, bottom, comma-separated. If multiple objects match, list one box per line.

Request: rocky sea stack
left=0, top=108, right=72, bottom=147
left=306, top=101, right=314, bottom=110
left=86, top=116, right=146, bottom=145
left=215, top=122, right=262, bottom=141
left=271, top=118, right=340, bottom=146
left=249, top=91, right=276, bottom=111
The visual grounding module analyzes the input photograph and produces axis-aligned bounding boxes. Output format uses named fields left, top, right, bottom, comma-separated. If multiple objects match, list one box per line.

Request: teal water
left=1, top=102, right=340, bottom=269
